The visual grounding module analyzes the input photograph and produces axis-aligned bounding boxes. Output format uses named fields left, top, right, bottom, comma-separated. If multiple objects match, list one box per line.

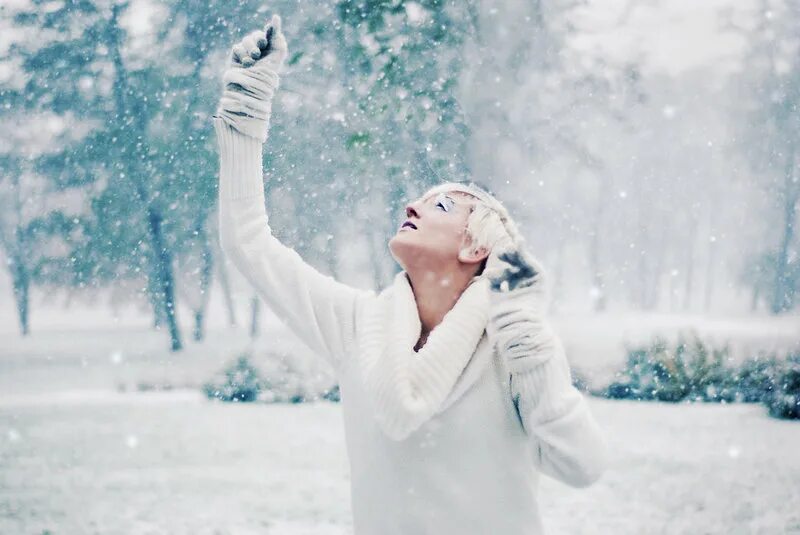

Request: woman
left=213, top=13, right=608, bottom=534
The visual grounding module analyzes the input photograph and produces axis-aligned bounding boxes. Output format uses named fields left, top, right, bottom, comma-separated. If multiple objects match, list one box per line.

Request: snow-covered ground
left=1, top=390, right=799, bottom=534
left=1, top=305, right=799, bottom=534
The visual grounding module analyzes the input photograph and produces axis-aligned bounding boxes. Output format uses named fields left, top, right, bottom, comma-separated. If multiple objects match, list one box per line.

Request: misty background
left=1, top=0, right=798, bottom=348
left=1, top=1, right=799, bottom=533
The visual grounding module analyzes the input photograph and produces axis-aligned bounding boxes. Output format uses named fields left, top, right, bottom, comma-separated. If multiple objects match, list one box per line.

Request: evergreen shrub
left=600, top=332, right=799, bottom=420
left=203, top=352, right=340, bottom=404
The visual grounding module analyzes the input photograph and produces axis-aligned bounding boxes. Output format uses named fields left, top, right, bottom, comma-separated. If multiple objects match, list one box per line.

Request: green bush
left=601, top=334, right=800, bottom=421
left=203, top=354, right=263, bottom=402
left=731, top=354, right=781, bottom=403
left=603, top=332, right=735, bottom=403
left=764, top=355, right=800, bottom=420
left=203, top=352, right=341, bottom=404
left=321, top=383, right=341, bottom=402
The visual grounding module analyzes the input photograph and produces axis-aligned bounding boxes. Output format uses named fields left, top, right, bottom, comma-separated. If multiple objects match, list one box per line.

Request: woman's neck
left=405, top=269, right=473, bottom=349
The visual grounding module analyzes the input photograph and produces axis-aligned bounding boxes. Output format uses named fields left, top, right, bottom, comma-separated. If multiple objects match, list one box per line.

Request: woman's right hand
left=229, top=13, right=288, bottom=72
left=215, top=13, right=289, bottom=142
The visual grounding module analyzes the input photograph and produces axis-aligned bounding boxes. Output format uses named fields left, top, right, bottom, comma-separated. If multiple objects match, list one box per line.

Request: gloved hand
left=215, top=14, right=289, bottom=142
left=484, top=228, right=555, bottom=372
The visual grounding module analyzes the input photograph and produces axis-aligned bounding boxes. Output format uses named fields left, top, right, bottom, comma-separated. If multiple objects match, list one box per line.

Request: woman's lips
left=400, top=220, right=418, bottom=231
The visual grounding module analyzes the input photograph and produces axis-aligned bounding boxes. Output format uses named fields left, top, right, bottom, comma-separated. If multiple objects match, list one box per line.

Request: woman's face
left=388, top=190, right=485, bottom=273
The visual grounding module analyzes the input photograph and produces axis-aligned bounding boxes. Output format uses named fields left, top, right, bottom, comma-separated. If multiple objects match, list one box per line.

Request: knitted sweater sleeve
left=508, top=325, right=609, bottom=488
left=213, top=116, right=371, bottom=372
left=489, top=284, right=609, bottom=488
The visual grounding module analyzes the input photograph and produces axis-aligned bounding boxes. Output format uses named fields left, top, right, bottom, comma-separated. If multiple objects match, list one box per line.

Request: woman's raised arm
left=213, top=15, right=373, bottom=371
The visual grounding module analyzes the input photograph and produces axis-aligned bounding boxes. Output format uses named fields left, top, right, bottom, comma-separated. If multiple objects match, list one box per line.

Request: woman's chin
left=389, top=230, right=413, bottom=246
left=390, top=239, right=448, bottom=273
left=388, top=235, right=421, bottom=267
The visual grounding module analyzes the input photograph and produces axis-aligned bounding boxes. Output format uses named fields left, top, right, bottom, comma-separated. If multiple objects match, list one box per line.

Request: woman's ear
left=458, top=243, right=490, bottom=265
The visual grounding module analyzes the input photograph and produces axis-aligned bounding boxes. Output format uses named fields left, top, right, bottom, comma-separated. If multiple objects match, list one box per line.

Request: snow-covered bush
left=602, top=333, right=736, bottom=403
left=732, top=354, right=781, bottom=403
left=203, top=352, right=340, bottom=404
left=321, top=384, right=341, bottom=402
left=570, top=367, right=590, bottom=393
left=764, top=355, right=800, bottom=420
left=203, top=354, right=264, bottom=402
left=601, top=335, right=800, bottom=420
left=257, top=357, right=311, bottom=404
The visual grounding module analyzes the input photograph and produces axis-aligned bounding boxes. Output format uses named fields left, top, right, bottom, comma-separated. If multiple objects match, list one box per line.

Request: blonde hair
left=421, top=181, right=524, bottom=275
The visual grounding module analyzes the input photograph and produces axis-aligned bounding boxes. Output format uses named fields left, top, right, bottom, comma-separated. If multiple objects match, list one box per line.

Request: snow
left=1, top=390, right=798, bottom=534
left=2, top=309, right=797, bottom=403
left=1, top=0, right=798, bottom=531
left=1, top=315, right=799, bottom=534
left=0, top=391, right=351, bottom=534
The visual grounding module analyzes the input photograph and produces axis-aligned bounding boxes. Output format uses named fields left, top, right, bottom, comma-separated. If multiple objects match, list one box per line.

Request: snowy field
left=2, top=390, right=799, bottom=534
left=2, top=298, right=798, bottom=396
left=1, top=306, right=799, bottom=534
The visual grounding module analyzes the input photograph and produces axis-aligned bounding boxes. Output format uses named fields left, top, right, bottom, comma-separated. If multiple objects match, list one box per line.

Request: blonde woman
left=213, top=13, right=608, bottom=534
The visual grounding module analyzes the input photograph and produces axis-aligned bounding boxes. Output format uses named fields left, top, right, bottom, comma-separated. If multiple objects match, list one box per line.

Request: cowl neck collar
left=357, top=271, right=491, bottom=441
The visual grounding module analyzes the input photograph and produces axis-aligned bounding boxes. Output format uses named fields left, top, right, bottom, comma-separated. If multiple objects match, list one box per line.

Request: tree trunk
left=250, top=295, right=260, bottom=339
left=588, top=178, right=608, bottom=312
left=8, top=174, right=30, bottom=336
left=771, top=150, right=798, bottom=314
left=193, top=222, right=214, bottom=342
left=683, top=215, right=698, bottom=312
left=147, top=209, right=182, bottom=351
left=647, top=223, right=667, bottom=310
left=148, top=274, right=165, bottom=329
left=704, top=232, right=716, bottom=313
left=109, top=5, right=180, bottom=350
left=193, top=311, right=204, bottom=342
left=10, top=256, right=30, bottom=336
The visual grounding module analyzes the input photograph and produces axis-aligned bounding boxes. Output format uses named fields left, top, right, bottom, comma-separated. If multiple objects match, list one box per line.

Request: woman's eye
left=435, top=196, right=453, bottom=212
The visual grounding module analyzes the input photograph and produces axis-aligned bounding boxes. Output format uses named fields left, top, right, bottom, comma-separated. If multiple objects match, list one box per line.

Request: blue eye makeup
left=434, top=193, right=455, bottom=212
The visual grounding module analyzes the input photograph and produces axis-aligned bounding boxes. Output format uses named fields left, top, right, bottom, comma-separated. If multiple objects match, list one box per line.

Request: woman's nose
left=405, top=202, right=420, bottom=219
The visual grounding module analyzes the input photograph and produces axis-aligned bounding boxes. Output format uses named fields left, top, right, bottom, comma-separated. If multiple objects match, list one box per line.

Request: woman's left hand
left=485, top=244, right=545, bottom=293
left=485, top=240, right=554, bottom=370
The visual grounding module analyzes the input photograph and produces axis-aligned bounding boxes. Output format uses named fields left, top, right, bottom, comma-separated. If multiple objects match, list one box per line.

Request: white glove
left=215, top=14, right=289, bottom=142
left=484, top=229, right=554, bottom=372
left=485, top=241, right=544, bottom=293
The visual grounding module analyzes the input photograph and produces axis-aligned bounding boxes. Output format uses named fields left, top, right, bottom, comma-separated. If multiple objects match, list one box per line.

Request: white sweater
left=213, top=116, right=609, bottom=534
